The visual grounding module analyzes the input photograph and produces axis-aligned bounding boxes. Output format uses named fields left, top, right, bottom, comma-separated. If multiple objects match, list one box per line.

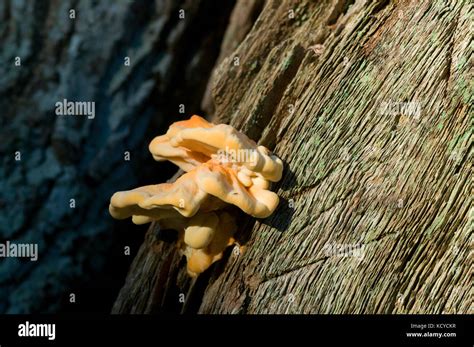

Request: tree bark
left=113, top=0, right=472, bottom=314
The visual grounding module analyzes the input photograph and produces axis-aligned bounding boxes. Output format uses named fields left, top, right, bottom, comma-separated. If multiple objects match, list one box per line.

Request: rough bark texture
left=0, top=0, right=234, bottom=313
left=114, top=0, right=472, bottom=314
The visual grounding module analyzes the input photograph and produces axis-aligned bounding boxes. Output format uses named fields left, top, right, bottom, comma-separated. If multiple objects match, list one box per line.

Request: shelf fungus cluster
left=109, top=115, right=283, bottom=276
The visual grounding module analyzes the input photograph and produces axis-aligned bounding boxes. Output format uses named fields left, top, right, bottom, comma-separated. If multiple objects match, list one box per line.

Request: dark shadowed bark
left=0, top=0, right=234, bottom=313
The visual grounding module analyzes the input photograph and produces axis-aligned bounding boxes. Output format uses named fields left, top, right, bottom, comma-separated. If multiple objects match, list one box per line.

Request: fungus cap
left=109, top=115, right=283, bottom=277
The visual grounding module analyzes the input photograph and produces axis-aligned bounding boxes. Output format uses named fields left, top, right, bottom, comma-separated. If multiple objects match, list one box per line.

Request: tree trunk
left=113, top=0, right=472, bottom=314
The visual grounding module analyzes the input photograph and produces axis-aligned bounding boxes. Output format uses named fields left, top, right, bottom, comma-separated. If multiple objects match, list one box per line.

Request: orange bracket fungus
left=109, top=115, right=283, bottom=276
